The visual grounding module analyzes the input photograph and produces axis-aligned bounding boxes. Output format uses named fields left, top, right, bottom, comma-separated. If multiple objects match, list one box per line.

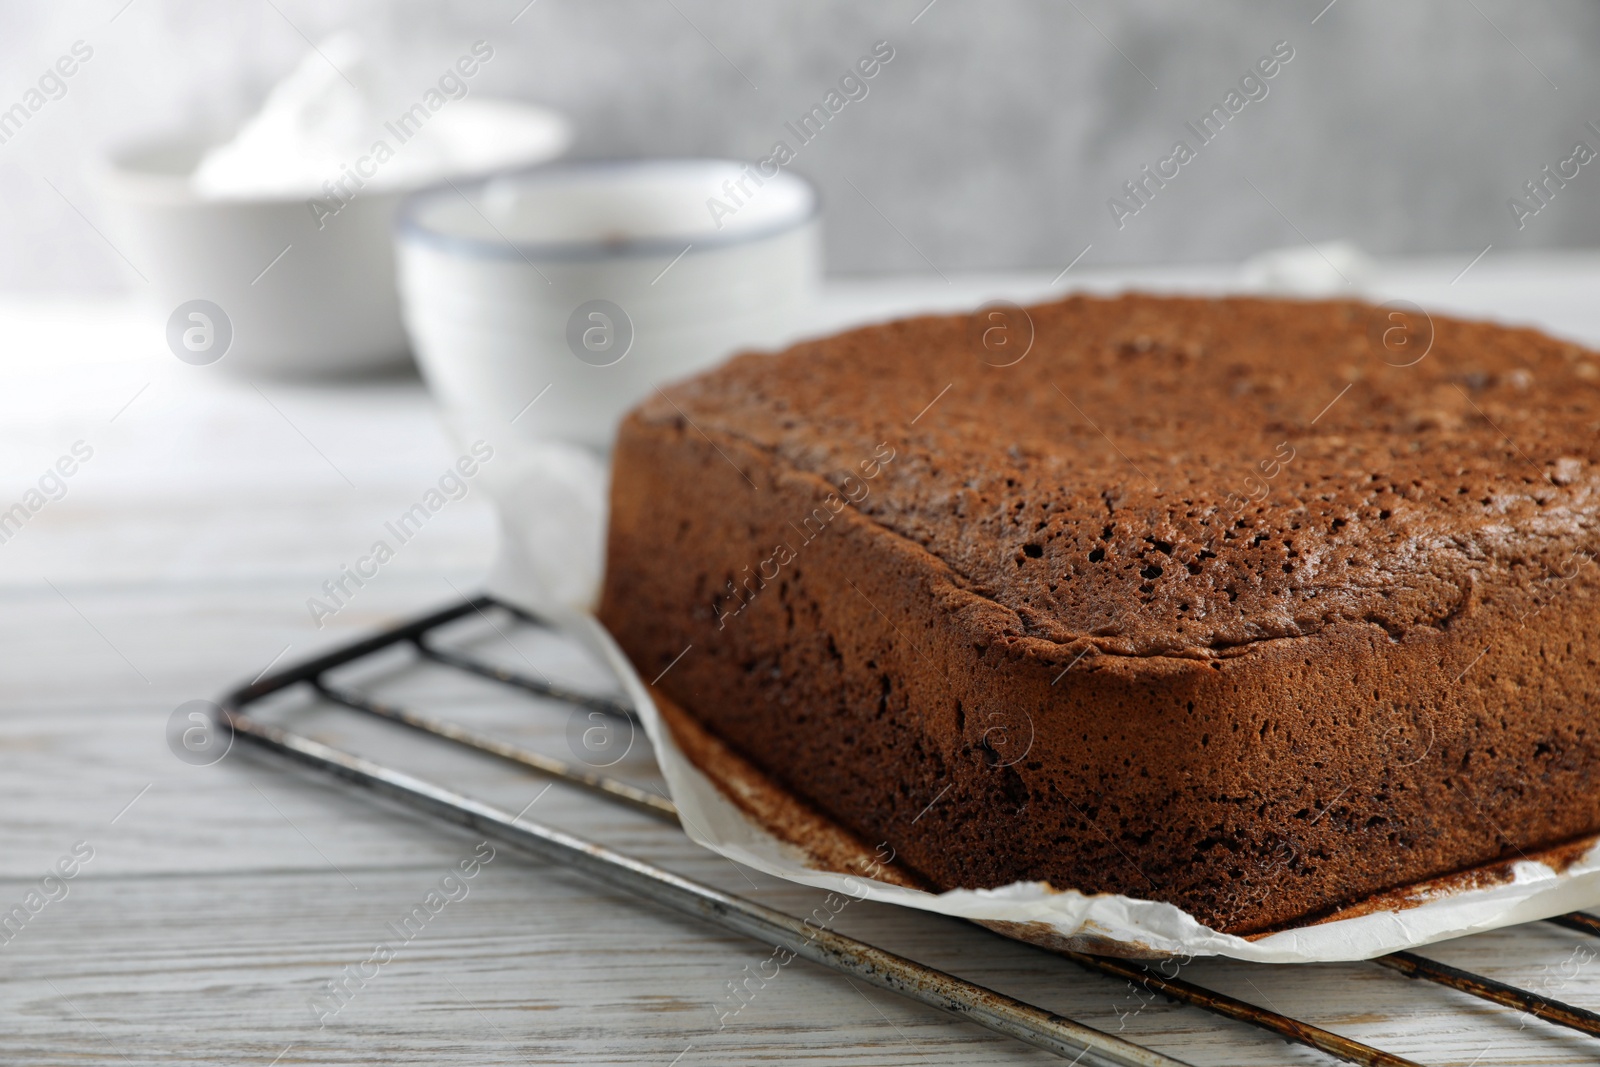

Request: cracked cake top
left=642, top=294, right=1600, bottom=658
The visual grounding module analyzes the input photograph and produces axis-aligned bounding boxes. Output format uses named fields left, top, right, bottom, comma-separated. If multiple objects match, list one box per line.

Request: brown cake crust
left=598, top=294, right=1600, bottom=933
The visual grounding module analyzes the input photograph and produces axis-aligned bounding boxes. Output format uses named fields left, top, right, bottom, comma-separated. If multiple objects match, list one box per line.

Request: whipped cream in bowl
left=190, top=33, right=568, bottom=202
left=98, top=33, right=570, bottom=376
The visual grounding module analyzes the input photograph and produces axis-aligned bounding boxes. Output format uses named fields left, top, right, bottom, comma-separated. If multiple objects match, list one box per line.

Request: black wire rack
left=220, top=594, right=1600, bottom=1067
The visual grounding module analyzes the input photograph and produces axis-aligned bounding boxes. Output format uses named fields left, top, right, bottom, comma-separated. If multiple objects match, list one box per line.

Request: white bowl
left=395, top=158, right=820, bottom=449
left=97, top=100, right=570, bottom=376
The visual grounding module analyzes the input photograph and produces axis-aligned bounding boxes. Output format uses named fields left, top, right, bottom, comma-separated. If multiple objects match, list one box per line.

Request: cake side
left=600, top=400, right=1600, bottom=931
left=598, top=294, right=1600, bottom=933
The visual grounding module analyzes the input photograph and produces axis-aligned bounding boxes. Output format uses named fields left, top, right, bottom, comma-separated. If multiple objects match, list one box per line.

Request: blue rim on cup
left=395, top=158, right=820, bottom=263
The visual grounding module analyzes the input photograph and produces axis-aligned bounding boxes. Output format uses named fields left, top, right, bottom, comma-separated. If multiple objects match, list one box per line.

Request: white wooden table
left=6, top=261, right=1600, bottom=1066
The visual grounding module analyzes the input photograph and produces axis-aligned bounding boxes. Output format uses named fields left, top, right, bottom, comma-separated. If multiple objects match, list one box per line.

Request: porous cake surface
left=598, top=294, right=1600, bottom=932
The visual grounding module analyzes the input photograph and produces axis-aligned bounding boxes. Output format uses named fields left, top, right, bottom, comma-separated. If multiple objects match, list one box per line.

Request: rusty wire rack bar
left=221, top=594, right=1600, bottom=1067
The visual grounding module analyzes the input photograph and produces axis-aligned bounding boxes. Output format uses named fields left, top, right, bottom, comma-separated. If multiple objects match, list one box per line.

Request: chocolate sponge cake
left=597, top=294, right=1600, bottom=934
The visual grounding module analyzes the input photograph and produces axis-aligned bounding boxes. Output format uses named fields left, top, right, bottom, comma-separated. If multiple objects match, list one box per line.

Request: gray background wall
left=4, top=0, right=1599, bottom=291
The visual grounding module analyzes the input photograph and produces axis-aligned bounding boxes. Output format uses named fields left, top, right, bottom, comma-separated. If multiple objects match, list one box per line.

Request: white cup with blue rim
left=394, top=158, right=821, bottom=606
left=396, top=158, right=820, bottom=450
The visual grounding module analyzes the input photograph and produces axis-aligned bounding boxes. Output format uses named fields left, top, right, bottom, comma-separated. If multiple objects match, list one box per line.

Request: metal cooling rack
left=220, top=594, right=1600, bottom=1067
